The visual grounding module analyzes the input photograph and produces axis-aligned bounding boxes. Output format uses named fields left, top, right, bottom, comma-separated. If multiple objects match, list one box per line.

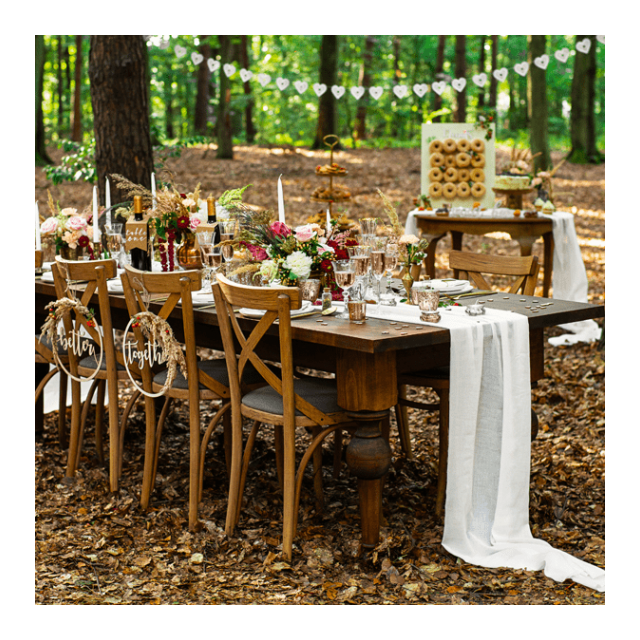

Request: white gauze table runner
left=365, top=303, right=605, bottom=591
left=404, top=209, right=601, bottom=345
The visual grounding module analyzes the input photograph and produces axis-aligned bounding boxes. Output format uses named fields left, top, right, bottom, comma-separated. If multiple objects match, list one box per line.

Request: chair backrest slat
left=448, top=250, right=540, bottom=296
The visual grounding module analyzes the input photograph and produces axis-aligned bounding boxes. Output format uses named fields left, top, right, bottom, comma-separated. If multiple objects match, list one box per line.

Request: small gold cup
left=416, top=288, right=440, bottom=323
left=300, top=279, right=321, bottom=302
left=348, top=300, right=367, bottom=322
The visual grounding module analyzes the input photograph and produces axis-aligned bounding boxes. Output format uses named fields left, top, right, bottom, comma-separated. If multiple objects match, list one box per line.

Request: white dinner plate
left=41, top=271, right=54, bottom=282
left=239, top=300, right=313, bottom=318
left=191, top=289, right=215, bottom=306
left=426, top=279, right=470, bottom=291
left=107, top=280, right=124, bottom=293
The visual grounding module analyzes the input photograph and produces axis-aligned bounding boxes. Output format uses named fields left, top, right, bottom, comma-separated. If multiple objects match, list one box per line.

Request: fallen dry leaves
left=35, top=144, right=604, bottom=605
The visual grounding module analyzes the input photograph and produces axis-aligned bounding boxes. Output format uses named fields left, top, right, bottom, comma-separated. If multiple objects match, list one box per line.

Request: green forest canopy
left=40, top=35, right=605, bottom=154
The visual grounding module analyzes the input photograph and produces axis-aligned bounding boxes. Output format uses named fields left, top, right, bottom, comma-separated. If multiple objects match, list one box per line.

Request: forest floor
left=35, top=144, right=605, bottom=605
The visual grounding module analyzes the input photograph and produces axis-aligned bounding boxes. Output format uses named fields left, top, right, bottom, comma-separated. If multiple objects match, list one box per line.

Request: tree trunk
left=432, top=35, right=446, bottom=121
left=477, top=35, right=486, bottom=109
left=241, top=35, right=256, bottom=143
left=88, top=36, right=154, bottom=205
left=216, top=35, right=233, bottom=159
left=568, top=36, right=603, bottom=164
left=489, top=35, right=498, bottom=109
left=527, top=35, right=550, bottom=172
left=313, top=35, right=339, bottom=149
left=454, top=35, right=467, bottom=122
left=354, top=35, right=375, bottom=142
left=194, top=36, right=211, bottom=136
left=71, top=35, right=83, bottom=142
left=57, top=36, right=65, bottom=138
left=35, top=35, right=52, bottom=166
left=391, top=35, right=401, bottom=137
left=165, top=65, right=174, bottom=139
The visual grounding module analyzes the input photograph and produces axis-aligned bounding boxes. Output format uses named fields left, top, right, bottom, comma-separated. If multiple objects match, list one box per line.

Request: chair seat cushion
left=79, top=352, right=126, bottom=371
left=152, top=358, right=266, bottom=391
left=242, top=378, right=342, bottom=417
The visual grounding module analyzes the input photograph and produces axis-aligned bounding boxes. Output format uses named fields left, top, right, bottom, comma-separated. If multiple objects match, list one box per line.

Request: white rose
left=259, top=259, right=279, bottom=282
left=284, top=251, right=313, bottom=280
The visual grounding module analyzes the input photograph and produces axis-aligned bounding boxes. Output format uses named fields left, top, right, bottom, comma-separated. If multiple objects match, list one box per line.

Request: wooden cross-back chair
left=396, top=250, right=541, bottom=517
left=49, top=257, right=141, bottom=492
left=212, top=274, right=356, bottom=562
left=121, top=265, right=268, bottom=531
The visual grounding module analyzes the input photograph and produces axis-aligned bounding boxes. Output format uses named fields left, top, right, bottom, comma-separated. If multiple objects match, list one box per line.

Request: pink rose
left=294, top=224, right=318, bottom=242
left=189, top=216, right=202, bottom=231
left=269, top=221, right=292, bottom=238
left=67, top=216, right=88, bottom=231
left=242, top=242, right=269, bottom=261
left=40, top=217, right=58, bottom=234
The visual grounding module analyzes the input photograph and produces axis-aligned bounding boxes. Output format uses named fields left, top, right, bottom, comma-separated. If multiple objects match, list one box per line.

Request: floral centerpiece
left=40, top=192, right=96, bottom=259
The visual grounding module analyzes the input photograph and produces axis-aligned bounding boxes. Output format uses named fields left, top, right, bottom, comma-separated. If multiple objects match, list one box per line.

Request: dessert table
left=35, top=278, right=605, bottom=589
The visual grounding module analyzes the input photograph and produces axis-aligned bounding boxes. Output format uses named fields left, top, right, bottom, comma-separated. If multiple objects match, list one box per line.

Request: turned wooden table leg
left=450, top=232, right=463, bottom=278
left=345, top=410, right=392, bottom=549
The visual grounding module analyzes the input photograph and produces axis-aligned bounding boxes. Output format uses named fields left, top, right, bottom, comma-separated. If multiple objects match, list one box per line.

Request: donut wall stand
left=420, top=123, right=496, bottom=210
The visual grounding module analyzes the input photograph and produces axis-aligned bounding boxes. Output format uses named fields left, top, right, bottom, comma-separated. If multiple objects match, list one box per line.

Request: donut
left=471, top=153, right=485, bottom=168
left=442, top=182, right=457, bottom=199
left=443, top=138, right=457, bottom=154
left=444, top=155, right=457, bottom=168
left=444, top=167, right=458, bottom=182
left=430, top=152, right=445, bottom=167
left=429, top=140, right=444, bottom=154
left=457, top=139, right=470, bottom=153
left=470, top=168, right=485, bottom=183
left=456, top=182, right=471, bottom=198
left=456, top=152, right=471, bottom=167
left=428, top=167, right=444, bottom=182
left=428, top=182, right=443, bottom=198
left=471, top=182, right=486, bottom=198
left=471, top=138, right=485, bottom=153
left=458, top=168, right=470, bottom=182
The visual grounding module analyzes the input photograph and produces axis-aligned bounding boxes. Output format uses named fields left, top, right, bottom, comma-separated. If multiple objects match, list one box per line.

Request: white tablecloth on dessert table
left=360, top=302, right=605, bottom=591
left=404, top=209, right=601, bottom=345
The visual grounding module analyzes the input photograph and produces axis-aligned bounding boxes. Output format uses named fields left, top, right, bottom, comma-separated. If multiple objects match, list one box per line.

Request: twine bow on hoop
left=122, top=276, right=188, bottom=397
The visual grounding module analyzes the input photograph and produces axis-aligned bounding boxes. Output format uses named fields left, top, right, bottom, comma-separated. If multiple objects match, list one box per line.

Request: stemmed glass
left=333, top=259, right=355, bottom=319
left=197, top=231, right=223, bottom=290
left=104, top=223, right=125, bottom=268
left=370, top=236, right=388, bottom=306
left=347, top=244, right=372, bottom=301
left=219, top=220, right=237, bottom=263
left=380, top=242, right=399, bottom=306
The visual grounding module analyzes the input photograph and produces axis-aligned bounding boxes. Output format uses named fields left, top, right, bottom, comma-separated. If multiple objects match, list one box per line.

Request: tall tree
left=216, top=35, right=233, bottom=159
left=194, top=35, right=211, bottom=136
left=489, top=35, right=498, bottom=109
left=477, top=35, right=486, bottom=109
left=313, top=35, right=339, bottom=149
left=36, top=35, right=52, bottom=165
left=71, top=35, right=83, bottom=142
left=56, top=36, right=66, bottom=138
left=568, top=35, right=603, bottom=164
left=354, top=35, right=375, bottom=142
left=88, top=36, right=154, bottom=205
left=240, top=35, right=256, bottom=143
left=527, top=35, right=550, bottom=171
left=454, top=35, right=467, bottom=122
left=432, top=36, right=446, bottom=122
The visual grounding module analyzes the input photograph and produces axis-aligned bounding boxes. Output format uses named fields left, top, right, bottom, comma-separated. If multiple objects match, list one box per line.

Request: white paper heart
left=158, top=38, right=170, bottom=50
left=472, top=73, right=487, bottom=87
left=533, top=54, right=549, bottom=70
left=240, top=69, right=253, bottom=82
left=393, top=84, right=408, bottom=99
left=369, top=86, right=383, bottom=100
left=175, top=45, right=187, bottom=58
left=331, top=85, right=345, bottom=99
left=596, top=35, right=605, bottom=45
left=257, top=73, right=271, bottom=87
left=208, top=58, right=220, bottom=73
left=452, top=77, right=467, bottom=92
left=276, top=77, right=289, bottom=91
left=351, top=86, right=365, bottom=100
left=293, top=80, right=308, bottom=94
left=493, top=68, right=508, bottom=82
left=223, top=64, right=236, bottom=78
left=576, top=38, right=591, bottom=54
left=191, top=52, right=204, bottom=65
left=431, top=81, right=446, bottom=96
left=413, top=83, right=428, bottom=97
left=313, top=83, right=327, bottom=97
left=554, top=48, right=570, bottom=63
left=514, top=62, right=529, bottom=77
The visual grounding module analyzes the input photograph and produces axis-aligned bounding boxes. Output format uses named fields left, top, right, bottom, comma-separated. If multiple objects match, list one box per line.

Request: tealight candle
left=278, top=175, right=285, bottom=223
left=92, top=186, right=101, bottom=243
left=35, top=201, right=42, bottom=250
left=151, top=172, right=157, bottom=209
left=326, top=208, right=331, bottom=234
left=105, top=177, right=111, bottom=228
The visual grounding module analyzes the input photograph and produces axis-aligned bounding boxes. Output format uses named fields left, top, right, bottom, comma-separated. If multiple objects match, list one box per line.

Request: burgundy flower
left=269, top=221, right=292, bottom=238
left=77, top=235, right=90, bottom=247
left=177, top=215, right=190, bottom=229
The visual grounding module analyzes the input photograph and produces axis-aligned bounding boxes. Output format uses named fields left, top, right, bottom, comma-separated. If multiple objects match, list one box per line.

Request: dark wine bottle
left=207, top=196, right=221, bottom=246
left=129, top=195, right=151, bottom=271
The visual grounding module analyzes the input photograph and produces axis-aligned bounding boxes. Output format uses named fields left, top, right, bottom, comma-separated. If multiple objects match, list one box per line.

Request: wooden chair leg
left=94, top=380, right=106, bottom=465
left=396, top=384, right=413, bottom=458
left=282, top=420, right=297, bottom=562
left=311, top=425, right=324, bottom=512
left=235, top=420, right=261, bottom=526
left=435, top=388, right=450, bottom=518
left=222, top=404, right=232, bottom=478
left=332, top=428, right=343, bottom=479
left=75, top=379, right=100, bottom=470
left=57, top=372, right=68, bottom=448
left=140, top=395, right=160, bottom=511
left=65, top=379, right=83, bottom=479
left=274, top=424, right=284, bottom=491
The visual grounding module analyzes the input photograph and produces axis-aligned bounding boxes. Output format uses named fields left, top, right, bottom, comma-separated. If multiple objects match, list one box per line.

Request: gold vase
left=176, top=234, right=203, bottom=270
left=59, top=245, right=81, bottom=260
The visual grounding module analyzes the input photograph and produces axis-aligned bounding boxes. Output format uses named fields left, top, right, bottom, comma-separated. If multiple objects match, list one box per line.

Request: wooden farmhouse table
left=412, top=214, right=555, bottom=298
left=35, top=279, right=604, bottom=551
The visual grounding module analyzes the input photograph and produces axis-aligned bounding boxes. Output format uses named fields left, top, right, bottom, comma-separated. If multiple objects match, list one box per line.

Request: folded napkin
left=365, top=303, right=605, bottom=591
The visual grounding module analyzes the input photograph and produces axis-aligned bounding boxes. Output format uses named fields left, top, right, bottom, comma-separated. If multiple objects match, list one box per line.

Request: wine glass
left=333, top=259, right=355, bottom=319
left=197, top=231, right=222, bottom=290
left=347, top=245, right=371, bottom=301
left=370, top=237, right=388, bottom=307
left=104, top=223, right=124, bottom=268
left=219, top=220, right=236, bottom=263
left=380, top=242, right=399, bottom=306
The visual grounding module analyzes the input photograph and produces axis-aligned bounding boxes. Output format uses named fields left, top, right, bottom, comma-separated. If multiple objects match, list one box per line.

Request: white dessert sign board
left=420, top=123, right=496, bottom=210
